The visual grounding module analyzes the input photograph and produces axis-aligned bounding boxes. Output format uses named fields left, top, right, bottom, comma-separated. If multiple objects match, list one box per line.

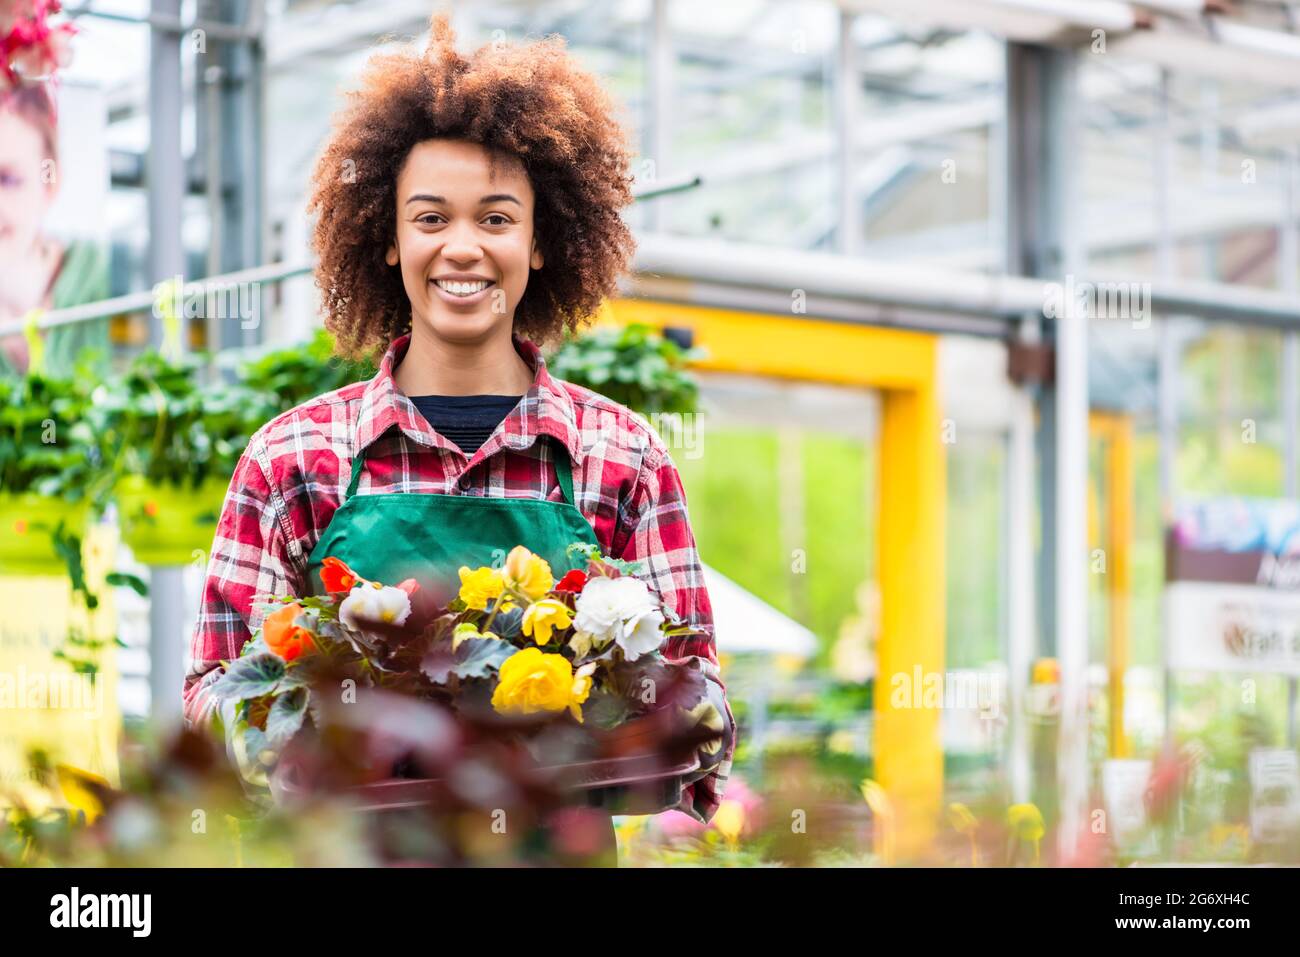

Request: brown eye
left=484, top=214, right=509, bottom=226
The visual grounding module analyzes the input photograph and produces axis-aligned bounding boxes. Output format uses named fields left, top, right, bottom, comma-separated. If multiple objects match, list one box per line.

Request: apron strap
left=345, top=444, right=368, bottom=500
left=553, top=437, right=576, bottom=507
left=345, top=436, right=576, bottom=504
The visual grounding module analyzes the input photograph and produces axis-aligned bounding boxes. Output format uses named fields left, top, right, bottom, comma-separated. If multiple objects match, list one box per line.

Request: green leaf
left=451, top=638, right=516, bottom=680
left=212, top=652, right=285, bottom=701
left=231, top=722, right=274, bottom=789
left=582, top=689, right=630, bottom=729
left=106, top=571, right=149, bottom=597
left=264, top=687, right=308, bottom=749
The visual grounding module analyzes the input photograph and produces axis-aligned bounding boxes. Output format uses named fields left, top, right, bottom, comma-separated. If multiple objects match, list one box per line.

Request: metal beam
left=14, top=229, right=1300, bottom=341
left=147, top=0, right=184, bottom=346
left=645, top=0, right=672, bottom=234
left=1005, top=38, right=1089, bottom=864
left=632, top=232, right=1300, bottom=327
left=835, top=7, right=859, bottom=254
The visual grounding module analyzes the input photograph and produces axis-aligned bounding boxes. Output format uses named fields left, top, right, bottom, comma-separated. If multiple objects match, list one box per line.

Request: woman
left=185, top=15, right=734, bottom=834
left=0, top=80, right=110, bottom=378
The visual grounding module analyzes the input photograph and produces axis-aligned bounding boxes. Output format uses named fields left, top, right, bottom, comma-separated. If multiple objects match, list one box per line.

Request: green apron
left=304, top=427, right=617, bottom=864
left=306, top=432, right=601, bottom=601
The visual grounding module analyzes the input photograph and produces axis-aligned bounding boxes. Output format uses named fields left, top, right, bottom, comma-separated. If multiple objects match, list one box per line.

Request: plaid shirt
left=185, top=331, right=734, bottom=823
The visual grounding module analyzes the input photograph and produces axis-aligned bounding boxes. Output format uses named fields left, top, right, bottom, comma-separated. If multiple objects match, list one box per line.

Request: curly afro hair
left=307, top=13, right=638, bottom=359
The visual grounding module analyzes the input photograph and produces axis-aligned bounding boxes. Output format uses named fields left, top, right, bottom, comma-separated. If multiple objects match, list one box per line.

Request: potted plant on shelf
left=0, top=360, right=108, bottom=574
left=226, top=328, right=378, bottom=412
left=546, top=321, right=705, bottom=415
left=94, top=349, right=274, bottom=565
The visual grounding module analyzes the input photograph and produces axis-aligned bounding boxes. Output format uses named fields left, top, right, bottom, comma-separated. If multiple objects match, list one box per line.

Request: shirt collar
left=354, top=331, right=583, bottom=466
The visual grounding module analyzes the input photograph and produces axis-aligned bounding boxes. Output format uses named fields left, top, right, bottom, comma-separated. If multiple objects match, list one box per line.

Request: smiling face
left=385, top=139, right=544, bottom=345
left=0, top=106, right=56, bottom=260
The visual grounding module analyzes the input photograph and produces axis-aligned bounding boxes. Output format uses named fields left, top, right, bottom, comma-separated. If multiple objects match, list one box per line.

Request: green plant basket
left=0, top=493, right=90, bottom=576
left=115, top=475, right=229, bottom=566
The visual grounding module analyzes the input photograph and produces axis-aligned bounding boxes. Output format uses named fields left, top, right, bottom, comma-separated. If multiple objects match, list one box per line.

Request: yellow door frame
left=1089, top=411, right=1133, bottom=759
left=603, top=299, right=946, bottom=859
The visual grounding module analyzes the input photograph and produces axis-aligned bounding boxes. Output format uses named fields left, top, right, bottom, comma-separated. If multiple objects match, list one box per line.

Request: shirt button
left=458, top=477, right=471, bottom=491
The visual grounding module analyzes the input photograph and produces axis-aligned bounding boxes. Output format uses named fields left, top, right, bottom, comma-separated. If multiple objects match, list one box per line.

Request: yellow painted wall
left=0, top=521, right=121, bottom=805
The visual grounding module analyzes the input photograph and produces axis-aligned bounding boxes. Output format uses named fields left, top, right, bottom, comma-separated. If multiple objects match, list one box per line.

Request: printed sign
left=1249, top=749, right=1300, bottom=844
left=1165, top=498, right=1300, bottom=676
left=1102, top=758, right=1154, bottom=848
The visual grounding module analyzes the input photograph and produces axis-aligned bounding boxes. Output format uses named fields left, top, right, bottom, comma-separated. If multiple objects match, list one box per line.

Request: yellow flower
left=491, top=648, right=590, bottom=722
left=1007, top=802, right=1045, bottom=865
left=503, top=545, right=554, bottom=601
left=713, top=799, right=746, bottom=846
left=572, top=661, right=597, bottom=713
left=57, top=765, right=109, bottom=824
left=521, top=598, right=573, bottom=645
left=1006, top=802, right=1044, bottom=842
left=1030, top=658, right=1059, bottom=685
left=458, top=565, right=504, bottom=611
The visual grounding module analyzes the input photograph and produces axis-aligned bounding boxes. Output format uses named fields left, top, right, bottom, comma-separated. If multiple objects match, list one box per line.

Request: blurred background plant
left=90, top=349, right=273, bottom=490
left=0, top=352, right=107, bottom=506
left=226, top=328, right=378, bottom=410
left=547, top=322, right=705, bottom=415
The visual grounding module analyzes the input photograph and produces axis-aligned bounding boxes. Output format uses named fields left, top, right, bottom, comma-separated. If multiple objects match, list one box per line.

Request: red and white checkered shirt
left=185, top=331, right=734, bottom=823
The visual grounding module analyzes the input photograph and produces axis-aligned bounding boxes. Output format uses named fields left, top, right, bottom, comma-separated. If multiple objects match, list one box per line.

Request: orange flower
left=143, top=500, right=159, bottom=518
left=263, top=602, right=315, bottom=662
left=320, top=556, right=359, bottom=594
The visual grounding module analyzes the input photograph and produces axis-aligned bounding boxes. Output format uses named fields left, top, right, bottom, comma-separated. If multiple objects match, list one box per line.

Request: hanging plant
left=92, top=349, right=275, bottom=565
left=0, top=358, right=106, bottom=573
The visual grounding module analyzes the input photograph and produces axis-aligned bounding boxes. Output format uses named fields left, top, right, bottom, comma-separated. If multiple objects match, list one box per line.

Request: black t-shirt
left=409, top=394, right=523, bottom=456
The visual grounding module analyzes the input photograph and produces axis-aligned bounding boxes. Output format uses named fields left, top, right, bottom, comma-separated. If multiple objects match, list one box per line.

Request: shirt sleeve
left=614, top=435, right=737, bottom=824
left=183, top=432, right=306, bottom=728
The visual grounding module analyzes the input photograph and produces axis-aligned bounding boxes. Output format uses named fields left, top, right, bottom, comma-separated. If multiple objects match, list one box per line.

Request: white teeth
left=435, top=279, right=491, bottom=296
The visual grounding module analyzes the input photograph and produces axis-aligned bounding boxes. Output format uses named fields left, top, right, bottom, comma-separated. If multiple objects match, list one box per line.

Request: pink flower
left=1, top=0, right=75, bottom=87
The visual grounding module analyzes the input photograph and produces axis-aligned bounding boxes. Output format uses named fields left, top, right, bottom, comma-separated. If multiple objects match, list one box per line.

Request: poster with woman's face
left=0, top=79, right=109, bottom=375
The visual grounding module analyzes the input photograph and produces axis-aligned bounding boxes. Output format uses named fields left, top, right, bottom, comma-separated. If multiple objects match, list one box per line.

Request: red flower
left=555, top=569, right=587, bottom=594
left=320, top=556, right=359, bottom=593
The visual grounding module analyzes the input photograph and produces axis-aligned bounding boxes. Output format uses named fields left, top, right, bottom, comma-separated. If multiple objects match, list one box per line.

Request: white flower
left=572, top=575, right=665, bottom=662
left=620, top=605, right=665, bottom=662
left=339, top=581, right=412, bottom=630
